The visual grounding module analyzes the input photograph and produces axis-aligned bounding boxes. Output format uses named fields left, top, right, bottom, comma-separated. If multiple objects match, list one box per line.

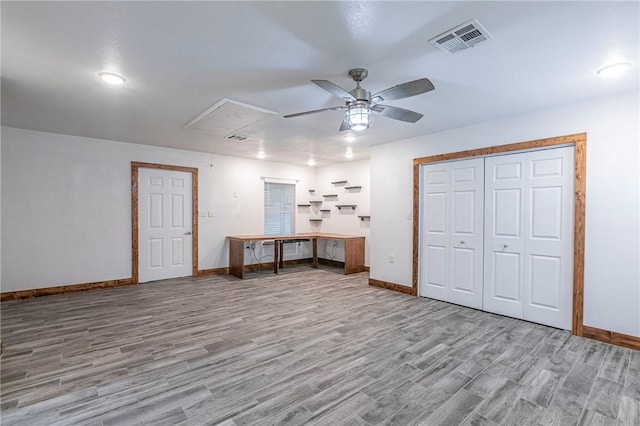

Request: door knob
left=184, top=231, right=192, bottom=235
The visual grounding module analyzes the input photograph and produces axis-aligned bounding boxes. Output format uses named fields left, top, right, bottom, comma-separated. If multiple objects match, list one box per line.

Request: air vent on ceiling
left=429, top=19, right=491, bottom=54
left=184, top=98, right=277, bottom=139
left=226, top=134, right=248, bottom=141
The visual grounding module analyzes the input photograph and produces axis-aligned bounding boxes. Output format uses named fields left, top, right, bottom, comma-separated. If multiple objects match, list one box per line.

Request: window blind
left=264, top=182, right=295, bottom=235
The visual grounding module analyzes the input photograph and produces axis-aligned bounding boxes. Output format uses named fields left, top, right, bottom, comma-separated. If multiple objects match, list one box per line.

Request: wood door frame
left=413, top=133, right=587, bottom=336
left=131, top=162, right=199, bottom=284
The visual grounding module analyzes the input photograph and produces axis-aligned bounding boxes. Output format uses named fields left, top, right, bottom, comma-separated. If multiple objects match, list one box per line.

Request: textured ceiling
left=2, top=1, right=638, bottom=167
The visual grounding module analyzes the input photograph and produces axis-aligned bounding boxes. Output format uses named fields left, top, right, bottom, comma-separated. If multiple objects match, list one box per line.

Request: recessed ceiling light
left=596, top=62, right=631, bottom=77
left=98, top=71, right=126, bottom=85
left=345, top=147, right=354, bottom=159
left=307, top=159, right=316, bottom=166
left=344, top=135, right=356, bottom=143
left=256, top=151, right=266, bottom=160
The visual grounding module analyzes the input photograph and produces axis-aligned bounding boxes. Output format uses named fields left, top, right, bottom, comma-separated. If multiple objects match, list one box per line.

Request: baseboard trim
left=1, top=278, right=135, bottom=301
left=364, top=266, right=370, bottom=273
left=196, top=267, right=229, bottom=276
left=582, top=325, right=640, bottom=351
left=369, top=278, right=416, bottom=296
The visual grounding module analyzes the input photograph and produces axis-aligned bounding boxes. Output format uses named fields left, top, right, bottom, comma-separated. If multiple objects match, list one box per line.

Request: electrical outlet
left=389, top=255, right=395, bottom=263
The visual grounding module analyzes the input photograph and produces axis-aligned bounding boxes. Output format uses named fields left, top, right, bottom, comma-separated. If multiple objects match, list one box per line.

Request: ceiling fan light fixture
left=346, top=104, right=372, bottom=131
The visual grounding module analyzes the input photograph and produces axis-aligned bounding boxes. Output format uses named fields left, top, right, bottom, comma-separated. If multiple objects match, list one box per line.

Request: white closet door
left=449, top=159, right=484, bottom=309
left=523, top=147, right=574, bottom=330
left=420, top=163, right=450, bottom=302
left=483, top=154, right=526, bottom=319
left=484, top=147, right=574, bottom=329
left=420, top=158, right=484, bottom=309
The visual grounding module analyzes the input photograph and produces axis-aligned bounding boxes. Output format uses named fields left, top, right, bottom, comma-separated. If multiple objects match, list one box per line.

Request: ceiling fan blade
left=312, top=80, right=356, bottom=101
left=372, top=105, right=424, bottom=123
left=371, top=78, right=434, bottom=102
left=283, top=106, right=345, bottom=118
left=339, top=120, right=349, bottom=132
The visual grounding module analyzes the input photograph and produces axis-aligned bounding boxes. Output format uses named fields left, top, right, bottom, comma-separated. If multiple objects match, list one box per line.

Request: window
left=264, top=182, right=295, bottom=235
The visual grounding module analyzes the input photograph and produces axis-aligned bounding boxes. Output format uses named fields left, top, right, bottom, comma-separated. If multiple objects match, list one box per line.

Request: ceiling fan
left=283, top=68, right=435, bottom=132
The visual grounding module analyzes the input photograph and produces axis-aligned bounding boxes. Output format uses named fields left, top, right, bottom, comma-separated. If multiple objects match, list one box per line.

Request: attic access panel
left=183, top=98, right=277, bottom=139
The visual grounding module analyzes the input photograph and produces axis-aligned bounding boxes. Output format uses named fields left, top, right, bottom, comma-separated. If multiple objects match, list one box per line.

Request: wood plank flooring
left=1, top=266, right=639, bottom=425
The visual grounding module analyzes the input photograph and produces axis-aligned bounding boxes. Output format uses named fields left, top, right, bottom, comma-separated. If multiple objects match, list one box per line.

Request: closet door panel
left=523, top=147, right=574, bottom=330
left=484, top=155, right=526, bottom=318
left=449, top=158, right=484, bottom=309
left=420, top=164, right=450, bottom=301
left=484, top=147, right=574, bottom=329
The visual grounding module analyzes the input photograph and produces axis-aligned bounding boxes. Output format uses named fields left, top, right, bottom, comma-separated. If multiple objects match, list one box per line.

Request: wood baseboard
left=582, top=325, right=640, bottom=351
left=364, top=266, right=370, bottom=272
left=1, top=278, right=135, bottom=301
left=369, top=278, right=416, bottom=296
left=196, top=267, right=229, bottom=276
left=1, top=264, right=233, bottom=301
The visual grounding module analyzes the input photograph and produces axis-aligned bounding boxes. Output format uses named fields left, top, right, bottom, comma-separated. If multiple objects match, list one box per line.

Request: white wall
left=1, top=127, right=316, bottom=292
left=370, top=89, right=640, bottom=337
left=313, top=159, right=371, bottom=266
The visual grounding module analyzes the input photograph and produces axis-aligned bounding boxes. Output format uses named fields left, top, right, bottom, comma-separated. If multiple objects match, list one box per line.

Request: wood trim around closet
left=412, top=133, right=587, bottom=336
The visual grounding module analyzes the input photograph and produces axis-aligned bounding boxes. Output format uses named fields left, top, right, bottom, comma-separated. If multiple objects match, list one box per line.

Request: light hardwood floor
left=1, top=266, right=639, bottom=425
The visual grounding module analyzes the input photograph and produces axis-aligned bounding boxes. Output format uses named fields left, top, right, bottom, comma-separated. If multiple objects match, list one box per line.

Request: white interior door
left=420, top=158, right=484, bottom=309
left=139, top=168, right=193, bottom=283
left=523, top=147, right=574, bottom=330
left=483, top=154, right=526, bottom=319
left=449, top=159, right=484, bottom=309
left=484, top=147, right=574, bottom=329
left=420, top=163, right=450, bottom=302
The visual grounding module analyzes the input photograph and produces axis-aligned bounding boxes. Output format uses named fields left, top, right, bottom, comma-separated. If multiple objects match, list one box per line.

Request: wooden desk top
left=227, top=233, right=365, bottom=241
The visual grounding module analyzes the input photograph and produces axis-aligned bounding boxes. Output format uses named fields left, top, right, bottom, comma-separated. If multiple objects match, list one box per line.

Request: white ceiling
left=2, top=1, right=638, bottom=167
